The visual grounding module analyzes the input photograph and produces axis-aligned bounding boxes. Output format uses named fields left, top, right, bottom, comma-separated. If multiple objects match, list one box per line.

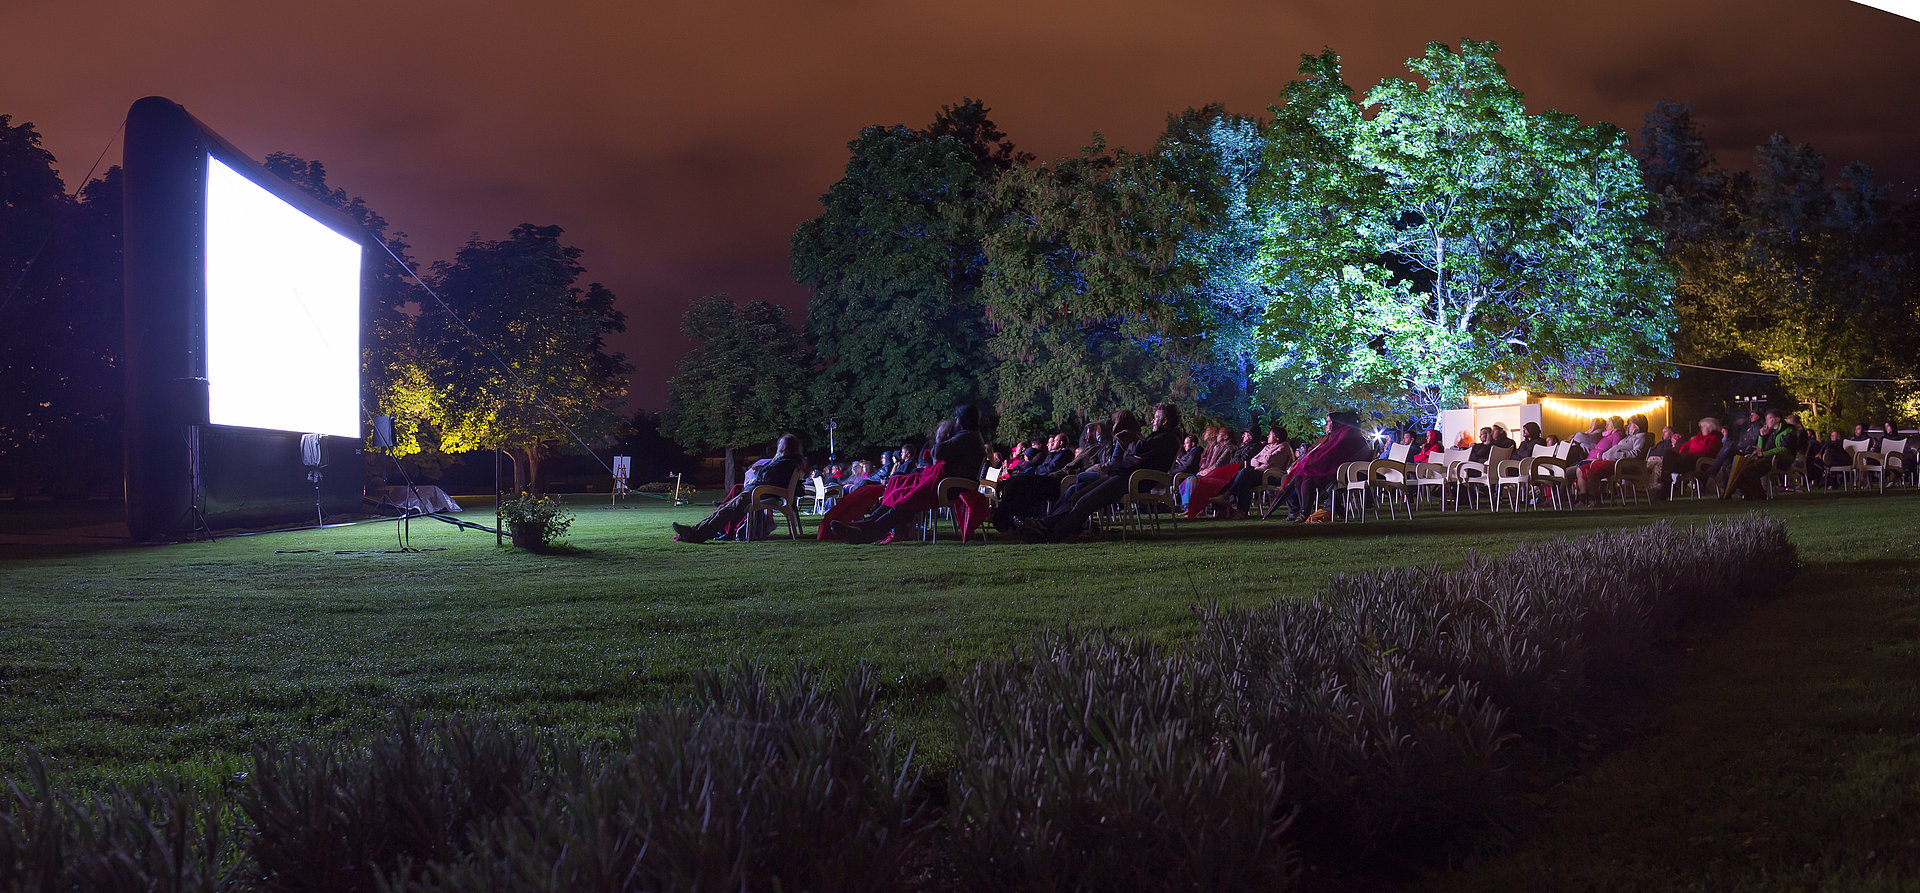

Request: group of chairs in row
left=743, top=434, right=1916, bottom=541
left=1802, top=437, right=1913, bottom=494
left=1294, top=441, right=1618, bottom=522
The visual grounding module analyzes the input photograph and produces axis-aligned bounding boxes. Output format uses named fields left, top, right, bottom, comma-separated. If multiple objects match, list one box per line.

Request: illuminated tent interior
left=1438, top=390, right=1671, bottom=444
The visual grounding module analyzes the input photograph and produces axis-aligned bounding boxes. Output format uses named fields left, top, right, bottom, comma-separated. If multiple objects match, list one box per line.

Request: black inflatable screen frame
left=123, top=96, right=367, bottom=540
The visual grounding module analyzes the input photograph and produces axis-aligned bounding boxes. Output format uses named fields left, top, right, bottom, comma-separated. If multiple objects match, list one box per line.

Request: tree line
left=5, top=39, right=1916, bottom=497
left=666, top=40, right=1919, bottom=459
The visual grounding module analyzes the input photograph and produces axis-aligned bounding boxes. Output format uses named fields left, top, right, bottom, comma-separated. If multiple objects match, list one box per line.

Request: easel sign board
left=613, top=456, right=631, bottom=481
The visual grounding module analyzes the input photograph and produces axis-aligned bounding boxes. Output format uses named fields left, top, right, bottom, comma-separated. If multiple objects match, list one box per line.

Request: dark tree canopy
left=1639, top=106, right=1919, bottom=430
left=791, top=101, right=1021, bottom=452
left=661, top=294, right=812, bottom=455
left=979, top=133, right=1215, bottom=435
left=0, top=116, right=123, bottom=497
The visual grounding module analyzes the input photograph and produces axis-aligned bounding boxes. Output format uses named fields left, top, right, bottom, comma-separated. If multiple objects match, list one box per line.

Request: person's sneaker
left=1012, top=518, right=1049, bottom=543
left=671, top=522, right=702, bottom=542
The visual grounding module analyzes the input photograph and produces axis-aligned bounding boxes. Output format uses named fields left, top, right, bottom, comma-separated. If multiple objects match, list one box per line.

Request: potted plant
left=499, top=493, right=575, bottom=550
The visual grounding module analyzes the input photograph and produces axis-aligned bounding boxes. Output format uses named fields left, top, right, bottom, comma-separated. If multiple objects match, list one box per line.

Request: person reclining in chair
left=990, top=423, right=1107, bottom=533
left=672, top=434, right=805, bottom=543
left=1014, top=403, right=1184, bottom=543
left=1271, top=410, right=1373, bottom=522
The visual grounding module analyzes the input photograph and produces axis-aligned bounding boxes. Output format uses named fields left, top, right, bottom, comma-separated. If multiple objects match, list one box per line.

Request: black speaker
left=175, top=376, right=210, bottom=424
left=371, top=415, right=396, bottom=449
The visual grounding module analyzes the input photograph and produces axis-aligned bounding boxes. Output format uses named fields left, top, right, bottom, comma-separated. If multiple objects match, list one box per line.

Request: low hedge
left=1, top=514, right=1796, bottom=892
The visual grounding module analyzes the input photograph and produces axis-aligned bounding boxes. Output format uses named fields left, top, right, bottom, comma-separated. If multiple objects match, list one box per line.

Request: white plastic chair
left=1451, top=446, right=1510, bottom=511
left=1879, top=438, right=1911, bottom=488
left=1366, top=459, right=1414, bottom=520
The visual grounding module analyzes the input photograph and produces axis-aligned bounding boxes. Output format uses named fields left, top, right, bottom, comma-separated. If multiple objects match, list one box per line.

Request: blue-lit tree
left=1253, top=42, right=1677, bottom=426
left=1154, top=105, right=1273, bottom=424
left=979, top=106, right=1282, bottom=435
left=979, top=135, right=1208, bottom=434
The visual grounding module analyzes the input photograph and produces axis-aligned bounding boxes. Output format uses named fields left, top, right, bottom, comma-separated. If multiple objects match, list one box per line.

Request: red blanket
left=817, top=485, right=884, bottom=541
left=881, top=461, right=949, bottom=511
left=816, top=462, right=986, bottom=542
left=1183, top=464, right=1242, bottom=519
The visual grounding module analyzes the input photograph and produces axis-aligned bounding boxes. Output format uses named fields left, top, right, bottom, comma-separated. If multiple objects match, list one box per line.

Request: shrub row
left=1, top=515, right=1796, bottom=892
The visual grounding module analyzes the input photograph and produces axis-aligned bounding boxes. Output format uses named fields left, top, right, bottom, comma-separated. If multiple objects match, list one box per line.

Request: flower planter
left=510, top=523, right=544, bottom=550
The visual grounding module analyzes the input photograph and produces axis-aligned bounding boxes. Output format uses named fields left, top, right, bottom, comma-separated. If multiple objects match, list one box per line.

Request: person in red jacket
left=1659, top=417, right=1722, bottom=490
left=1411, top=429, right=1445, bottom=463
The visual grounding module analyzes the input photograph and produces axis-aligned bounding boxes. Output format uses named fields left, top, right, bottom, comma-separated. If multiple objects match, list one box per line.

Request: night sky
left=11, top=0, right=1919, bottom=408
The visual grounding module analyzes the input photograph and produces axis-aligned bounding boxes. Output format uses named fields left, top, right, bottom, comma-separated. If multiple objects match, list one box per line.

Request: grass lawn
left=3, top=489, right=1917, bottom=888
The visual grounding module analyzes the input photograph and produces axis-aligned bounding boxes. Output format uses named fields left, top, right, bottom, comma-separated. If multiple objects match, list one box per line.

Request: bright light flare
left=1846, top=0, right=1919, bottom=23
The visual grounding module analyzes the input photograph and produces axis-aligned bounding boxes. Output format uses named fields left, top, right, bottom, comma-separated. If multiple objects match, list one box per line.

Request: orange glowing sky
left=10, top=0, right=1918, bottom=407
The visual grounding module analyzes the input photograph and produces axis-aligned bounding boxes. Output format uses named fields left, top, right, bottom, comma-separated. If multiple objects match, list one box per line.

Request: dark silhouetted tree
left=792, top=101, right=1023, bottom=451
left=1, top=117, right=123, bottom=497
left=661, top=294, right=813, bottom=488
left=979, top=133, right=1215, bottom=435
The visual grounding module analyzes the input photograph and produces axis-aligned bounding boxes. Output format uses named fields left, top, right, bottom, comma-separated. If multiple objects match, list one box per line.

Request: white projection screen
left=204, top=156, right=362, bottom=436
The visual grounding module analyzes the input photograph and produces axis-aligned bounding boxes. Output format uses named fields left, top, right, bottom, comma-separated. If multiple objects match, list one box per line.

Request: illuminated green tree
left=404, top=224, right=631, bottom=493
left=1253, top=42, right=1676, bottom=426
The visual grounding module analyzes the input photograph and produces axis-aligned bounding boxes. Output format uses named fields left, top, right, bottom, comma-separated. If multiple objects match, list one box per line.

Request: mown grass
left=3, top=490, right=1917, bottom=889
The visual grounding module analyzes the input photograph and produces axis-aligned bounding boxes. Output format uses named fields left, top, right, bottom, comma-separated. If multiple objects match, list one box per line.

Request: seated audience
left=1663, top=417, right=1723, bottom=490
left=842, top=460, right=878, bottom=491
left=1220, top=425, right=1292, bottom=516
left=1015, top=404, right=1184, bottom=542
left=1724, top=410, right=1793, bottom=500
left=1467, top=426, right=1500, bottom=463
left=990, top=426, right=1099, bottom=531
left=1169, top=434, right=1203, bottom=477
left=672, top=435, right=806, bottom=543
left=1809, top=429, right=1850, bottom=487
left=1645, top=425, right=1680, bottom=488
left=1707, top=411, right=1756, bottom=483
left=1575, top=414, right=1649, bottom=503
left=832, top=406, right=988, bottom=544
left=1513, top=422, right=1547, bottom=459
left=1570, top=417, right=1607, bottom=453
left=1880, top=421, right=1916, bottom=469
left=1230, top=423, right=1265, bottom=467
left=1411, top=429, right=1445, bottom=463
